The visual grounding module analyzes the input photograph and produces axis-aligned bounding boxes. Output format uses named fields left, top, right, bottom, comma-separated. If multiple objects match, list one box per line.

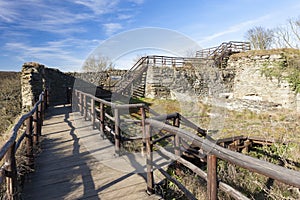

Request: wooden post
left=41, top=93, right=45, bottom=121
left=83, top=94, right=87, bottom=120
left=207, top=154, right=218, bottom=200
left=140, top=106, right=146, bottom=155
left=44, top=88, right=49, bottom=108
left=99, top=103, right=105, bottom=138
left=145, top=123, right=154, bottom=194
left=173, top=115, right=181, bottom=175
left=79, top=92, right=83, bottom=115
left=25, top=116, right=34, bottom=169
left=75, top=90, right=79, bottom=111
left=66, top=87, right=71, bottom=104
left=114, top=108, right=121, bottom=155
left=91, top=98, right=95, bottom=128
left=38, top=102, right=42, bottom=136
left=5, top=142, right=18, bottom=200
left=33, top=108, right=39, bottom=144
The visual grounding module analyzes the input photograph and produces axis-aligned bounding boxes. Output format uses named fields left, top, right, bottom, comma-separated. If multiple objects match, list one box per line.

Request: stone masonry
left=21, top=62, right=75, bottom=110
left=228, top=53, right=299, bottom=110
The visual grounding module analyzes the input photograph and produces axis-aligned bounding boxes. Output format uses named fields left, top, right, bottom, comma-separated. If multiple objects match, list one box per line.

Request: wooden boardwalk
left=22, top=105, right=161, bottom=200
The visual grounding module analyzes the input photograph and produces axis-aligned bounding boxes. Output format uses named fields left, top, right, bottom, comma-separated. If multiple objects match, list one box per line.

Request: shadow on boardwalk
left=22, top=105, right=159, bottom=200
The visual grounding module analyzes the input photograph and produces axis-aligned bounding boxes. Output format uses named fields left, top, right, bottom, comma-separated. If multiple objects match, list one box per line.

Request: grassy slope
left=0, top=72, right=21, bottom=144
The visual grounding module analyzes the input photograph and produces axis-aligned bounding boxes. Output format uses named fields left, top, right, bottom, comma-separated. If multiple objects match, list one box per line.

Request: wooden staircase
left=112, top=41, right=250, bottom=98
left=112, top=56, right=149, bottom=98
left=111, top=55, right=201, bottom=98
left=196, top=41, right=251, bottom=68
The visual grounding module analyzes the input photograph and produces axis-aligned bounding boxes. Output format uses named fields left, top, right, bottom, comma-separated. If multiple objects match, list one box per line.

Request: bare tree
left=274, top=17, right=300, bottom=49
left=245, top=26, right=274, bottom=50
left=82, top=55, right=114, bottom=72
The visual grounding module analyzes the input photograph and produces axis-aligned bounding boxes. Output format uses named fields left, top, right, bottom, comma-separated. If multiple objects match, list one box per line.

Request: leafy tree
left=245, top=26, right=274, bottom=50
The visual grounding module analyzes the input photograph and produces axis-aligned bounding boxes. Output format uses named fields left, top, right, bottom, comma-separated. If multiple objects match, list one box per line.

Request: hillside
left=0, top=71, right=21, bottom=138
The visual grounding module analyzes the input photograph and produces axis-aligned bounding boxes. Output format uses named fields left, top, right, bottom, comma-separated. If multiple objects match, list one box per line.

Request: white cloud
left=199, top=15, right=271, bottom=44
left=128, top=0, right=144, bottom=5
left=103, top=23, right=123, bottom=35
left=4, top=38, right=101, bottom=71
left=0, top=0, right=144, bottom=35
left=0, top=0, right=19, bottom=22
left=0, top=0, right=145, bottom=70
left=118, top=14, right=133, bottom=20
left=74, top=0, right=119, bottom=15
left=0, top=1, right=94, bottom=35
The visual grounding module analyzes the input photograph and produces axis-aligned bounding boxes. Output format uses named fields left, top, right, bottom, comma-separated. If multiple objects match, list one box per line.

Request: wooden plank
left=23, top=105, right=160, bottom=200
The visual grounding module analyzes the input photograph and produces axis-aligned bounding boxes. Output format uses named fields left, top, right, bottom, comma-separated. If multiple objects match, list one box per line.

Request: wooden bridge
left=1, top=41, right=299, bottom=200
left=1, top=87, right=299, bottom=200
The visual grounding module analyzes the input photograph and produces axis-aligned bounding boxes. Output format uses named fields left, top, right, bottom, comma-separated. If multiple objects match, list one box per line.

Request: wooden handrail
left=0, top=92, right=45, bottom=160
left=74, top=88, right=300, bottom=199
left=0, top=89, right=48, bottom=199
left=145, top=118, right=300, bottom=199
left=196, top=41, right=250, bottom=59
left=74, top=89, right=147, bottom=155
left=111, top=55, right=206, bottom=95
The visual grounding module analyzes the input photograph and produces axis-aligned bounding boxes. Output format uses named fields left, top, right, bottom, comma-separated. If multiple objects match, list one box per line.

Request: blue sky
left=1, top=0, right=299, bottom=72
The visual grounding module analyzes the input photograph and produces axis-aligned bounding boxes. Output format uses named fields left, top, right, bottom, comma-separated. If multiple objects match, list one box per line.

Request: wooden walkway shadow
left=22, top=105, right=160, bottom=200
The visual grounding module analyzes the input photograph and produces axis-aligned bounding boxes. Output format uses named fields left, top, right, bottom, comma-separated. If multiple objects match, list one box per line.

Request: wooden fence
left=74, top=89, right=300, bottom=200
left=112, top=55, right=205, bottom=95
left=196, top=41, right=251, bottom=59
left=0, top=90, right=48, bottom=200
left=74, top=89, right=149, bottom=155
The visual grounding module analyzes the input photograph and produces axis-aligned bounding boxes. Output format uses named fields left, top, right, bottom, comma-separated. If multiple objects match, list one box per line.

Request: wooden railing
left=196, top=41, right=251, bottom=59
left=73, top=89, right=300, bottom=200
left=112, top=55, right=204, bottom=95
left=74, top=89, right=148, bottom=155
left=112, top=42, right=250, bottom=96
left=145, top=114, right=300, bottom=200
left=0, top=90, right=48, bottom=200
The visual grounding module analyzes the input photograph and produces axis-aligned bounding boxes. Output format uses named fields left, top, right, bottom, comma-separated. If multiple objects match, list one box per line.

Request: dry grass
left=230, top=48, right=300, bottom=60
left=0, top=72, right=22, bottom=198
left=146, top=97, right=300, bottom=143
left=144, top=97, right=300, bottom=199
left=0, top=72, right=22, bottom=144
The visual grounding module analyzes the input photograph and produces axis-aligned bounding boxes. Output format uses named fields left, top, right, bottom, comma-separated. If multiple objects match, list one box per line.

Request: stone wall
left=228, top=53, right=299, bottom=110
left=21, top=62, right=75, bottom=110
left=145, top=66, right=197, bottom=99
left=145, top=60, right=229, bottom=100
left=21, top=63, right=126, bottom=110
left=21, top=51, right=300, bottom=112
left=144, top=52, right=299, bottom=112
left=21, top=62, right=46, bottom=111
left=72, top=70, right=127, bottom=88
